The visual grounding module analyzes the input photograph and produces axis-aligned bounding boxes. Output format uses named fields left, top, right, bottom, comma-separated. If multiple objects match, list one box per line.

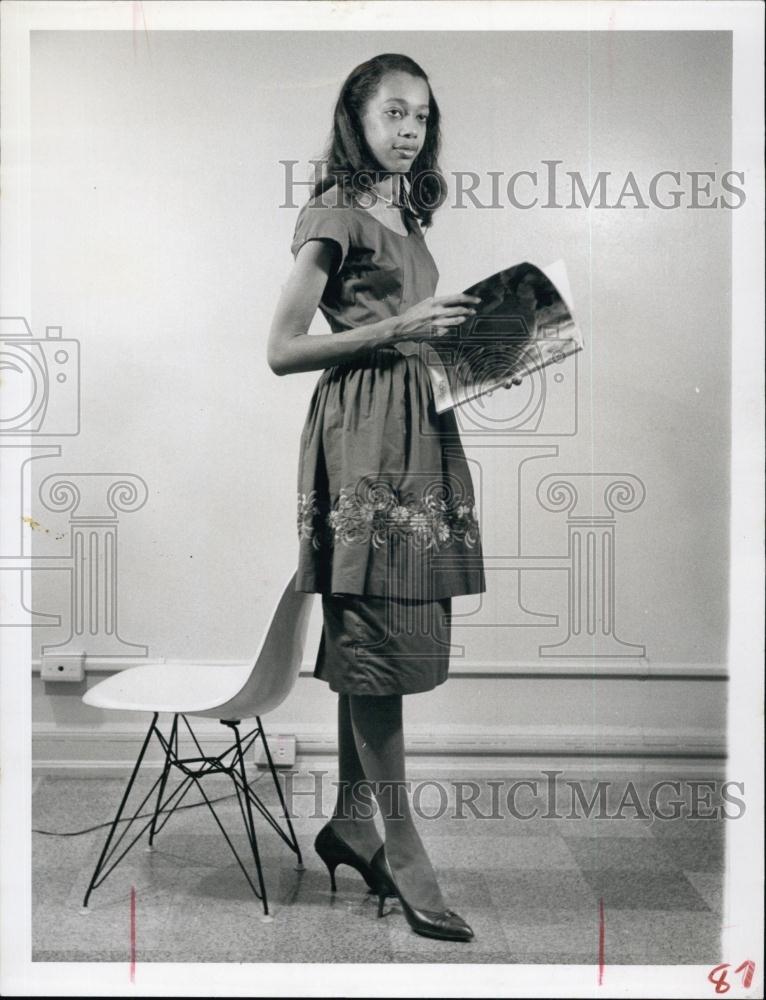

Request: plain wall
left=27, top=31, right=731, bottom=751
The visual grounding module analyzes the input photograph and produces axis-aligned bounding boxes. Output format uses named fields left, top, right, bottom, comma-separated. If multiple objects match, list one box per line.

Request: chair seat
left=82, top=662, right=253, bottom=715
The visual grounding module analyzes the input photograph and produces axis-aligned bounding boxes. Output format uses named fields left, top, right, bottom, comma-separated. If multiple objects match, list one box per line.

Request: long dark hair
left=312, top=53, right=446, bottom=228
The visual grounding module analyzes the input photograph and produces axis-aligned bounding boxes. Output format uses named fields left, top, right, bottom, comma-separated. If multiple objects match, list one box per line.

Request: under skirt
left=314, top=591, right=452, bottom=695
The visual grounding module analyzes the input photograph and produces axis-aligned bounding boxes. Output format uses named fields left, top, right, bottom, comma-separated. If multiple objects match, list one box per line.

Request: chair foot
left=260, top=913, right=275, bottom=923
left=145, top=844, right=156, bottom=853
left=79, top=906, right=90, bottom=915
left=294, top=862, right=305, bottom=872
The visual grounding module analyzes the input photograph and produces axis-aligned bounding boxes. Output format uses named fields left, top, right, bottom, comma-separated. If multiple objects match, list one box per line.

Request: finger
left=435, top=306, right=476, bottom=318
left=435, top=293, right=482, bottom=306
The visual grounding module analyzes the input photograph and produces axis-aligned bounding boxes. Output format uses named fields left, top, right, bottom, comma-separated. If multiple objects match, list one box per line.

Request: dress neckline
left=348, top=202, right=417, bottom=239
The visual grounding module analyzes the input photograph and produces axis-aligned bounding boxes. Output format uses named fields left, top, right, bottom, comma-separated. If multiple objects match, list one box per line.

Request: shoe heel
left=369, top=845, right=474, bottom=942
left=315, top=822, right=382, bottom=894
left=317, top=854, right=338, bottom=892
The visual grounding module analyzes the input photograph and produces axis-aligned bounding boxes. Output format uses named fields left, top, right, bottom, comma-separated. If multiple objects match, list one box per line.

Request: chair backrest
left=204, top=569, right=316, bottom=720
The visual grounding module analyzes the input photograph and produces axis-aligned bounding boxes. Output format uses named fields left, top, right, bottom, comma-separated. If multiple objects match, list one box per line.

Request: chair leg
left=82, top=714, right=300, bottom=916
left=256, top=717, right=303, bottom=867
left=226, top=721, right=270, bottom=916
left=82, top=713, right=159, bottom=910
left=147, top=714, right=178, bottom=849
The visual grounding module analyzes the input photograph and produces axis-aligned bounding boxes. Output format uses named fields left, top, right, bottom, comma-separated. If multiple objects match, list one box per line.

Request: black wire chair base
left=81, top=713, right=303, bottom=916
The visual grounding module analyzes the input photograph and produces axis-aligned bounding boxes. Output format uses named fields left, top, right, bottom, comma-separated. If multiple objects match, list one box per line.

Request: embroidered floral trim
left=297, top=482, right=480, bottom=551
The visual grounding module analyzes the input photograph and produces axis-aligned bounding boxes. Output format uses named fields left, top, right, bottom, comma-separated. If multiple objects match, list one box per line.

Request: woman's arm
left=267, top=241, right=397, bottom=376
left=267, top=241, right=479, bottom=376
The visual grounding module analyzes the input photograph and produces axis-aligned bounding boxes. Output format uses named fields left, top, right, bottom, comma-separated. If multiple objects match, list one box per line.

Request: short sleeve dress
left=291, top=186, right=486, bottom=695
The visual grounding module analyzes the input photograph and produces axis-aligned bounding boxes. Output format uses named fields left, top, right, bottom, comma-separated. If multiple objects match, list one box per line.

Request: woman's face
left=360, top=71, right=431, bottom=174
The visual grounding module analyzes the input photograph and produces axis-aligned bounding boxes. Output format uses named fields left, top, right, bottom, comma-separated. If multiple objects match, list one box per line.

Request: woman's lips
left=393, top=147, right=417, bottom=158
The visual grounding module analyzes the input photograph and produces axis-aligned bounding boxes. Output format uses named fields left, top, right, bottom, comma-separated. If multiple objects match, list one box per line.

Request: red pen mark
left=735, top=960, right=756, bottom=988
left=708, top=963, right=729, bottom=993
left=129, top=885, right=136, bottom=983
left=708, top=960, right=757, bottom=993
left=597, top=897, right=605, bottom=985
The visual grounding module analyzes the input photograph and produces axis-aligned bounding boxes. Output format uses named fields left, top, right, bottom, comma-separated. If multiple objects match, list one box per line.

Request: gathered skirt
left=314, top=591, right=452, bottom=695
left=295, top=345, right=487, bottom=603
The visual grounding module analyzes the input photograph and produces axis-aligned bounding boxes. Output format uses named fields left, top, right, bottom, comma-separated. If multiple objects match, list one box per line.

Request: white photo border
left=1, top=1, right=763, bottom=997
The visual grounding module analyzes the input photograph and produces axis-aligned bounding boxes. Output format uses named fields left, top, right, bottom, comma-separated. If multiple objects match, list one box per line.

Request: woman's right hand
left=386, top=293, right=481, bottom=343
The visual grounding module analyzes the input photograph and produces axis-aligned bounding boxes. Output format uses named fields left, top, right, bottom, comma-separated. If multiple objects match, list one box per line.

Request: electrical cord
left=32, top=770, right=269, bottom=837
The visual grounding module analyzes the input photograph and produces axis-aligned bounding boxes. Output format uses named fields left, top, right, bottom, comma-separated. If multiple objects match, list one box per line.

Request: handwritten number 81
left=708, top=960, right=756, bottom=993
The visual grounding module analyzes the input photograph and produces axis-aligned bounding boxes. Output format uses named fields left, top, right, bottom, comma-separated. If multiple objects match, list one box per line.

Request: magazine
left=394, top=260, right=584, bottom=414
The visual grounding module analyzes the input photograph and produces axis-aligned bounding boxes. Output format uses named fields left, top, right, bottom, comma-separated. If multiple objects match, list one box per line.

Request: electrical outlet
left=255, top=734, right=296, bottom=769
left=40, top=652, right=85, bottom=683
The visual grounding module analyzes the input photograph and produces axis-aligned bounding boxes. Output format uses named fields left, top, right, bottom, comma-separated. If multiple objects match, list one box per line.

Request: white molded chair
left=80, top=570, right=315, bottom=917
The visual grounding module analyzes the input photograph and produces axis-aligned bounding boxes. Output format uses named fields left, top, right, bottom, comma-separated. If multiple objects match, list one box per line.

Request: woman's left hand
left=503, top=376, right=523, bottom=389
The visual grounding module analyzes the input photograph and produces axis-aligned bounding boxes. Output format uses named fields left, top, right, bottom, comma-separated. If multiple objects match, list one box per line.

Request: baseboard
left=32, top=721, right=726, bottom=776
left=30, top=657, right=729, bottom=679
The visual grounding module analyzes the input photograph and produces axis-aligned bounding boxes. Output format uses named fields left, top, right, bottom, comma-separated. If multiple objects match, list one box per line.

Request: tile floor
left=32, top=767, right=725, bottom=965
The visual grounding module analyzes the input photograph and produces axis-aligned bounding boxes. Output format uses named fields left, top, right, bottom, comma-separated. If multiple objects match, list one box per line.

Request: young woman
left=268, top=53, right=516, bottom=943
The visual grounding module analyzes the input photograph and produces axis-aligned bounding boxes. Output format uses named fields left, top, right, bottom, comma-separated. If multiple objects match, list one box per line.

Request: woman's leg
left=329, top=693, right=383, bottom=862
left=348, top=692, right=446, bottom=912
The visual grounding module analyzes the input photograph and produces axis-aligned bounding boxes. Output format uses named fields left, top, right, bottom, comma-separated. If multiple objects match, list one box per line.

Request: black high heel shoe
left=369, top=846, right=474, bottom=942
left=314, top=822, right=383, bottom=894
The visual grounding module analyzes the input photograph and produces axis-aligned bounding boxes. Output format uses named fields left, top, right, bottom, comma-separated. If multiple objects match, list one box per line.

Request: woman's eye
left=385, top=109, right=402, bottom=118
left=418, top=115, right=429, bottom=123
